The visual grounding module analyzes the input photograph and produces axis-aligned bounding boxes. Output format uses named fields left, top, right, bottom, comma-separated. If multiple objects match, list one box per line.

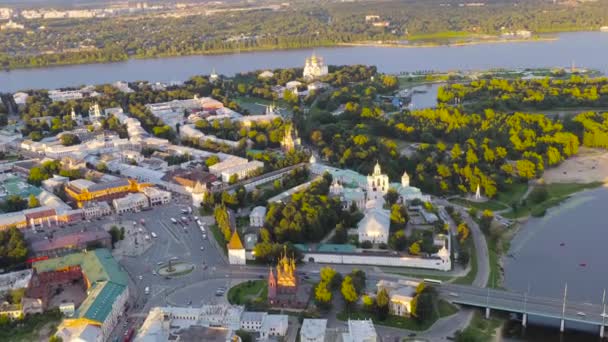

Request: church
left=268, top=250, right=308, bottom=308
left=303, top=53, right=329, bottom=80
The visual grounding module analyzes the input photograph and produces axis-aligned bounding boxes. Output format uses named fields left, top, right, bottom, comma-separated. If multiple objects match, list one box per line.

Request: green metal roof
left=295, top=243, right=357, bottom=254
left=78, top=281, right=126, bottom=322
left=1, top=177, right=42, bottom=199
left=33, top=248, right=128, bottom=324
left=33, top=249, right=128, bottom=286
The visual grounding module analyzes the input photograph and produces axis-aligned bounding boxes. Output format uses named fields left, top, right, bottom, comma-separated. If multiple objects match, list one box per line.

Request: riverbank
left=0, top=34, right=557, bottom=72
left=338, top=36, right=558, bottom=49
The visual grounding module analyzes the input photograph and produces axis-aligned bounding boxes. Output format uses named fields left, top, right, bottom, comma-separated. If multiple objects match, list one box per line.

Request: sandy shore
left=543, top=147, right=608, bottom=183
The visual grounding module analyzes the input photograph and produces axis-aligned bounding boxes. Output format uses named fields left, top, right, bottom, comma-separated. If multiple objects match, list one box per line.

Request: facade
left=65, top=178, right=150, bottom=207
left=250, top=206, right=266, bottom=227
left=227, top=230, right=246, bottom=265
left=357, top=202, right=390, bottom=244
left=295, top=243, right=451, bottom=270
left=268, top=250, right=307, bottom=307
left=303, top=54, right=329, bottom=80
left=219, top=160, right=264, bottom=182
left=300, top=319, right=327, bottom=342
left=376, top=280, right=417, bottom=317
left=135, top=306, right=287, bottom=341
left=142, top=187, right=171, bottom=206
left=366, top=162, right=389, bottom=200
left=82, top=201, right=112, bottom=219
left=113, top=193, right=149, bottom=213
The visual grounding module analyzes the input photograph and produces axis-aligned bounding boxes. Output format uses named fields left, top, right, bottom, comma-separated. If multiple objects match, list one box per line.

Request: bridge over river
left=437, top=282, right=608, bottom=337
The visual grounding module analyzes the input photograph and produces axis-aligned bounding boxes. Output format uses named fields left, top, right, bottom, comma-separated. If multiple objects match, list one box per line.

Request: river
left=2, top=31, right=608, bottom=92
left=503, top=185, right=608, bottom=340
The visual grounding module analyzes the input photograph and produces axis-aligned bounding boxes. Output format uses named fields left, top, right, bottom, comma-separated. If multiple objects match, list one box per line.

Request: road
left=102, top=195, right=492, bottom=342
left=442, top=283, right=608, bottom=326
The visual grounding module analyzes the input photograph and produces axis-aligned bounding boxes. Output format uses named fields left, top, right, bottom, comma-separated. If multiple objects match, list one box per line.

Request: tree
left=362, top=295, right=375, bottom=312
left=3, top=195, right=27, bottom=213
left=96, top=162, right=108, bottom=172
left=376, top=288, right=390, bottom=320
left=384, top=188, right=399, bottom=206
left=28, top=194, right=40, bottom=208
left=235, top=330, right=252, bottom=342
left=409, top=241, right=421, bottom=255
left=109, top=226, right=122, bottom=247
left=315, top=281, right=332, bottom=309
left=49, top=336, right=63, bottom=342
left=59, top=133, right=81, bottom=146
left=340, top=276, right=359, bottom=308
left=206, top=155, right=220, bottom=167
left=0, top=228, right=28, bottom=270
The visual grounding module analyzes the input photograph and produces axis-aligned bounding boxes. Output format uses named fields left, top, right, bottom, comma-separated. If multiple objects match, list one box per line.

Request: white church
left=303, top=53, right=329, bottom=80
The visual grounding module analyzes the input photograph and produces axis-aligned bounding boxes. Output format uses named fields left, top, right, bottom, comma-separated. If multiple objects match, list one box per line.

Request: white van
left=171, top=218, right=177, bottom=224
left=145, top=287, right=150, bottom=295
left=151, top=232, right=158, bottom=238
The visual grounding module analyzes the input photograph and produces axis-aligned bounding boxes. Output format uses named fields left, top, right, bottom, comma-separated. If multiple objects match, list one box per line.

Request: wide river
left=504, top=186, right=608, bottom=302
left=2, top=31, right=608, bottom=92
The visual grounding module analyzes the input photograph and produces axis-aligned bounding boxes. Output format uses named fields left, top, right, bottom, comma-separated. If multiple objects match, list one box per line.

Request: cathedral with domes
left=303, top=53, right=329, bottom=80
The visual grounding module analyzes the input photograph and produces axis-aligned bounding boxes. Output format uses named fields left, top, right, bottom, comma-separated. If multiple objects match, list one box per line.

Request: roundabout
left=157, top=261, right=195, bottom=277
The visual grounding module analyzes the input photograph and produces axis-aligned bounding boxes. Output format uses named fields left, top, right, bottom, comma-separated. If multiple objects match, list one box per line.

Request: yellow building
left=65, top=178, right=151, bottom=207
left=276, top=250, right=297, bottom=288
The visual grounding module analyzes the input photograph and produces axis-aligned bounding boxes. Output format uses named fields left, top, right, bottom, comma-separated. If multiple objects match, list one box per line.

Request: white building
left=113, top=81, right=134, bottom=93
left=300, top=319, right=327, bottom=342
left=219, top=160, right=264, bottom=183
left=48, top=89, right=84, bottom=102
left=82, top=201, right=112, bottom=220
left=0, top=20, right=24, bottom=30
left=113, top=193, right=149, bottom=214
left=357, top=201, right=390, bottom=244
left=13, top=92, right=29, bottom=107
left=259, top=70, right=274, bottom=79
left=260, top=314, right=288, bottom=339
left=342, top=319, right=377, bottom=342
left=142, top=187, right=171, bottom=206
left=303, top=54, right=329, bottom=80
left=227, top=231, right=246, bottom=265
left=367, top=162, right=389, bottom=200
left=250, top=206, right=266, bottom=227
left=136, top=306, right=287, bottom=341
left=376, top=280, right=417, bottom=317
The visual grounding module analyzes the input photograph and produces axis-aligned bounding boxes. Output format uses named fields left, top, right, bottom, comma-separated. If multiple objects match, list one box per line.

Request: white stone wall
left=301, top=253, right=451, bottom=271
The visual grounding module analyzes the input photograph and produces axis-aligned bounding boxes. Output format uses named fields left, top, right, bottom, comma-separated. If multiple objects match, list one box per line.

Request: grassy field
left=0, top=310, right=62, bottom=342
left=408, top=31, right=471, bottom=41
left=456, top=310, right=504, bottom=342
left=453, top=240, right=478, bottom=285
left=504, top=182, right=602, bottom=219
left=450, top=198, right=509, bottom=212
left=234, top=96, right=292, bottom=116
left=337, top=299, right=458, bottom=331
left=209, top=224, right=228, bottom=254
left=227, top=280, right=268, bottom=305
left=450, top=182, right=528, bottom=214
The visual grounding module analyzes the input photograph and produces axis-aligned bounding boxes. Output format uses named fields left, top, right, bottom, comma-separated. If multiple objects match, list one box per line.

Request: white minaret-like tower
left=401, top=170, right=410, bottom=187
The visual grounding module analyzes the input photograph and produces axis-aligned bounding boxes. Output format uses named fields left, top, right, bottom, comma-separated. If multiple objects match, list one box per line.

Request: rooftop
left=30, top=230, right=111, bottom=254
left=301, top=319, right=327, bottom=339
left=33, top=249, right=128, bottom=324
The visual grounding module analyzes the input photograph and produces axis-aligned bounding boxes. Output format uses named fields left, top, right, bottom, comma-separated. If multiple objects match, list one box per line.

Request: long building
left=33, top=249, right=129, bottom=342
left=65, top=178, right=151, bottom=207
